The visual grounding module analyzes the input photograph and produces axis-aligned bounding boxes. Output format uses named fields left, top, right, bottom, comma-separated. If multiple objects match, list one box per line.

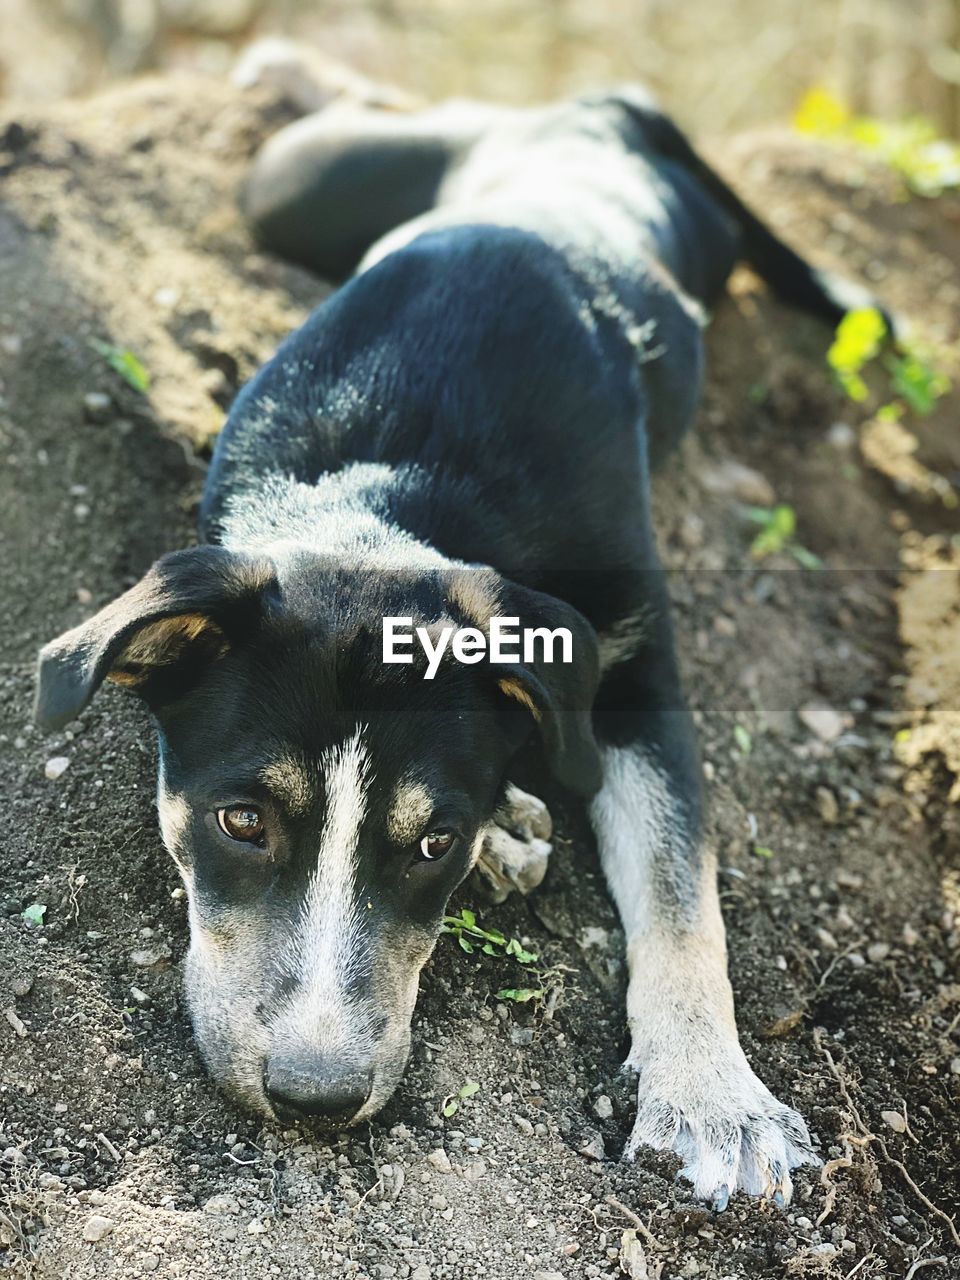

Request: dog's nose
left=264, top=1056, right=373, bottom=1125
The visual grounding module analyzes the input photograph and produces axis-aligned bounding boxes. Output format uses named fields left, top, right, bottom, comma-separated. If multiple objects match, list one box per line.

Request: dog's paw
left=473, top=784, right=552, bottom=903
left=623, top=1049, right=818, bottom=1210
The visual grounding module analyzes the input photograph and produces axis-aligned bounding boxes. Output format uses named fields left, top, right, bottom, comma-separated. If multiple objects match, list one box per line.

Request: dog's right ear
left=35, top=546, right=275, bottom=732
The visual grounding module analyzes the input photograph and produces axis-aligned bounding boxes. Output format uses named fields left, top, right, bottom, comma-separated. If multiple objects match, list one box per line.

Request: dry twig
left=604, top=1194, right=665, bottom=1251
left=813, top=1028, right=960, bottom=1249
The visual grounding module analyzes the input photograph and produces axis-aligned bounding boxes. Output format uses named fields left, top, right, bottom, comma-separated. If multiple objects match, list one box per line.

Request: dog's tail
left=614, top=91, right=898, bottom=336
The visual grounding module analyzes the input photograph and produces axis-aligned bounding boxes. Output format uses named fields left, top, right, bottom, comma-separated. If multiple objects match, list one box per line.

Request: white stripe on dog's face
left=272, top=729, right=375, bottom=1055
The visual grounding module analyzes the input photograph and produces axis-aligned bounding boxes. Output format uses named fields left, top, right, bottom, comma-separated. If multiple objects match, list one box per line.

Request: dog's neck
left=215, top=463, right=450, bottom=568
left=212, top=458, right=523, bottom=580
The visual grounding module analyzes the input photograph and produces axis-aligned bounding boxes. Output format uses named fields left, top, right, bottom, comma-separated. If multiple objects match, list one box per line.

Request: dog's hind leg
left=591, top=553, right=818, bottom=1209
left=473, top=784, right=552, bottom=904
left=243, top=100, right=512, bottom=281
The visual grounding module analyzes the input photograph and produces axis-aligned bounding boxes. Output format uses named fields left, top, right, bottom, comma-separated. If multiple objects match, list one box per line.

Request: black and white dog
left=36, top=88, right=883, bottom=1208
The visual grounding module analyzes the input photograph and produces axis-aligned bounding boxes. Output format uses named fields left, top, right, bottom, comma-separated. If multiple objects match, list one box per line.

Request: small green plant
left=442, top=1079, right=480, bottom=1118
left=794, top=88, right=960, bottom=197
left=885, top=352, right=951, bottom=416
left=752, top=845, right=777, bottom=860
left=441, top=908, right=538, bottom=963
left=441, top=907, right=570, bottom=1010
left=825, top=308, right=951, bottom=419
left=89, top=338, right=151, bottom=393
left=827, top=307, right=887, bottom=402
left=21, top=903, right=46, bottom=926
left=495, top=985, right=546, bottom=1003
left=740, top=504, right=823, bottom=568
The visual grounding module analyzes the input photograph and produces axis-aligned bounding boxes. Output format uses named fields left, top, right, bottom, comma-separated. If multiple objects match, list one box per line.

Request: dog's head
left=35, top=543, right=600, bottom=1126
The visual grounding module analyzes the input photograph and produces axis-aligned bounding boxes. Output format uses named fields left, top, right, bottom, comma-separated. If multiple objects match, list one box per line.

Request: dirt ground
left=0, top=73, right=959, bottom=1280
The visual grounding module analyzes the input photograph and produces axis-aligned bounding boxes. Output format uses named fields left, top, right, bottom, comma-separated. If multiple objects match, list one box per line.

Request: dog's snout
left=265, top=1055, right=373, bottom=1125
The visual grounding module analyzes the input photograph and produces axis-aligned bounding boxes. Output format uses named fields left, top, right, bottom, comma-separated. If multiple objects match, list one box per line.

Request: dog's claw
left=473, top=783, right=552, bottom=903
left=711, top=1186, right=730, bottom=1213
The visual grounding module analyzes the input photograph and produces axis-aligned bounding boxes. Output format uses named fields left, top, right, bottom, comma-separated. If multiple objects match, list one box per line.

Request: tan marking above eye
left=261, top=755, right=315, bottom=816
left=387, top=780, right=435, bottom=844
left=497, top=677, right=542, bottom=722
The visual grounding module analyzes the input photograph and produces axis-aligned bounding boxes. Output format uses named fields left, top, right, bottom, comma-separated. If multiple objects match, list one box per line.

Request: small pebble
left=426, top=1149, right=452, bottom=1174
left=867, top=942, right=891, bottom=963
left=593, top=1095, right=613, bottom=1120
left=83, top=391, right=112, bottom=424
left=44, top=756, right=70, bottom=781
left=815, top=786, right=839, bottom=824
left=578, top=1133, right=605, bottom=1161
left=881, top=1110, right=906, bottom=1133
left=828, top=422, right=856, bottom=449
left=799, top=702, right=846, bottom=743
left=82, top=1215, right=116, bottom=1242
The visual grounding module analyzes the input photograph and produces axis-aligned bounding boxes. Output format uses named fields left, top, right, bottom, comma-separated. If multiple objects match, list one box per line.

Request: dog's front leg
left=591, top=725, right=817, bottom=1208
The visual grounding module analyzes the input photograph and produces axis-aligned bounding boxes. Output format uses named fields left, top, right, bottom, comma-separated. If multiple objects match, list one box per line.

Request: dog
left=35, top=87, right=887, bottom=1209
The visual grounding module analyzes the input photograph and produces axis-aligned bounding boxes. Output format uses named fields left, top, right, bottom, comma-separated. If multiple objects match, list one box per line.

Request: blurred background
left=3, top=0, right=960, bottom=137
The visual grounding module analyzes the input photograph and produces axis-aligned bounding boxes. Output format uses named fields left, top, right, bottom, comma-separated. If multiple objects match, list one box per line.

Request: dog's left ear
left=485, top=579, right=602, bottom=798
left=35, top=545, right=275, bottom=732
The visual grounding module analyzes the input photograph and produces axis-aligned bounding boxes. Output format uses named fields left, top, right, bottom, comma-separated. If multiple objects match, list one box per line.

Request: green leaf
left=750, top=504, right=797, bottom=558
left=740, top=504, right=777, bottom=525
left=753, top=845, right=776, bottom=859
left=460, top=908, right=476, bottom=929
left=733, top=724, right=752, bottom=755
left=21, top=902, right=46, bottom=926
left=827, top=308, right=887, bottom=401
left=442, top=1099, right=459, bottom=1118
left=789, top=544, right=824, bottom=570
left=457, top=936, right=474, bottom=954
left=459, top=1080, right=481, bottom=1100
left=496, top=987, right=545, bottom=1003
left=884, top=353, right=950, bottom=416
left=89, top=339, right=151, bottom=393
left=505, top=938, right=538, bottom=965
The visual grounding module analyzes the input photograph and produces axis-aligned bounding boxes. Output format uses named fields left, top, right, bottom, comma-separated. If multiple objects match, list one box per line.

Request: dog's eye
left=217, top=805, right=266, bottom=845
left=419, top=829, right=457, bottom=861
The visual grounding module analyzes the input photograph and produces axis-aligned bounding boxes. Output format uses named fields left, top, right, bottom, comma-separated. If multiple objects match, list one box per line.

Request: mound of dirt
left=1, top=74, right=958, bottom=1280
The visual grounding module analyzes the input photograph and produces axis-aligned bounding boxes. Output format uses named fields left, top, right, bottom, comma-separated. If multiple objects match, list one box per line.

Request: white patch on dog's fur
left=217, top=466, right=450, bottom=574
left=589, top=745, right=677, bottom=937
left=156, top=767, right=191, bottom=883
left=590, top=745, right=817, bottom=1207
left=272, top=730, right=374, bottom=1057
